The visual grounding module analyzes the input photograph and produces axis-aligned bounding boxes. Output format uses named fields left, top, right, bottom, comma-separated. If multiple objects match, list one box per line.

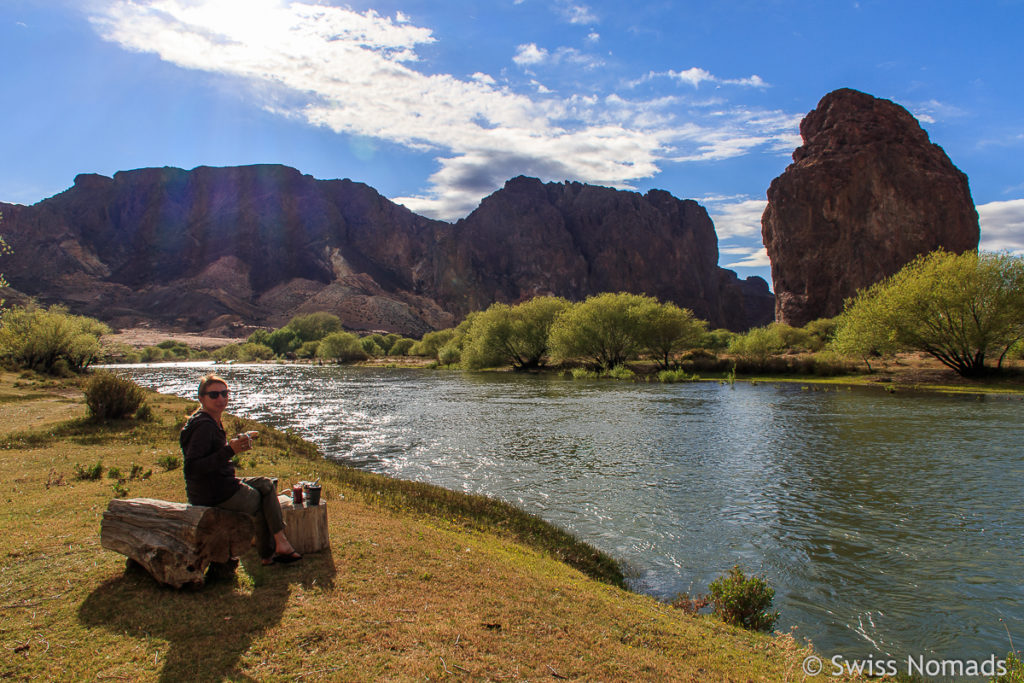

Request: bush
left=295, top=340, right=320, bottom=359
left=285, top=312, right=343, bottom=343
left=389, top=338, right=415, bottom=356
left=134, top=403, right=155, bottom=422
left=84, top=371, right=146, bottom=420
left=605, top=364, right=634, bottom=380
left=317, top=331, right=368, bottom=363
left=360, top=337, right=384, bottom=357
left=658, top=368, right=700, bottom=383
left=266, top=327, right=300, bottom=356
left=570, top=367, right=599, bottom=379
left=73, top=461, right=104, bottom=481
left=708, top=565, right=779, bottom=632
left=0, top=305, right=109, bottom=374
left=410, top=329, right=456, bottom=359
left=729, top=327, right=782, bottom=368
left=156, top=455, right=181, bottom=471
left=993, top=651, right=1023, bottom=683
left=438, top=344, right=461, bottom=367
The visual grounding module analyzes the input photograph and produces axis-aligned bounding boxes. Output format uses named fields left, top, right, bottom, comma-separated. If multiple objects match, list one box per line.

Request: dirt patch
left=102, top=328, right=236, bottom=351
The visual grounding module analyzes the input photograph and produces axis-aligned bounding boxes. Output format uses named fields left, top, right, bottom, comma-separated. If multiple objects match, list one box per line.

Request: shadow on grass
left=78, top=550, right=336, bottom=682
left=0, top=416, right=155, bottom=449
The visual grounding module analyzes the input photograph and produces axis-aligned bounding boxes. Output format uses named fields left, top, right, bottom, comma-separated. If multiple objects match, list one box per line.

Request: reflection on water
left=112, top=363, right=1024, bottom=662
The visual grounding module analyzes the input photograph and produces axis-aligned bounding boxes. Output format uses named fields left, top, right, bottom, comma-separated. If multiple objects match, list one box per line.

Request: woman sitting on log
left=180, top=373, right=302, bottom=565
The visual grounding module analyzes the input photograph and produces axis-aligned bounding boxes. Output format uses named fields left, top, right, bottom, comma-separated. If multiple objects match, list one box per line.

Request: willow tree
left=462, top=296, right=570, bottom=370
left=633, top=300, right=707, bottom=370
left=830, top=250, right=1024, bottom=377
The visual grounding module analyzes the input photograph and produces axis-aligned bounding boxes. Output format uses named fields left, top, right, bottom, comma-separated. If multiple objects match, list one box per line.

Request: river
left=109, top=362, right=1023, bottom=667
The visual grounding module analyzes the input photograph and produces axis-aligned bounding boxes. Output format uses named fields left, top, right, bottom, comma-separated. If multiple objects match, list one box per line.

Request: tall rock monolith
left=761, top=88, right=979, bottom=327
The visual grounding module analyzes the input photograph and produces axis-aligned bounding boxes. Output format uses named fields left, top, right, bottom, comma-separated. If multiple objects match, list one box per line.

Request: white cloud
left=586, top=31, right=600, bottom=43
left=724, top=246, right=770, bottom=269
left=631, top=68, right=769, bottom=89
left=88, top=0, right=798, bottom=220
left=704, top=197, right=767, bottom=238
left=978, top=198, right=1024, bottom=255
left=557, top=2, right=597, bottom=25
left=513, top=43, right=603, bottom=71
left=513, top=42, right=548, bottom=66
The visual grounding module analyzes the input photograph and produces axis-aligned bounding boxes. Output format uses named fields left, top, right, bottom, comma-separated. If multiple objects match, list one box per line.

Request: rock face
left=1, top=165, right=773, bottom=335
left=762, top=88, right=980, bottom=327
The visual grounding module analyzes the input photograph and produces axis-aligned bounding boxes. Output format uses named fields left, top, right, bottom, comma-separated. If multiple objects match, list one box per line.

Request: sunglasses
left=202, top=390, right=230, bottom=399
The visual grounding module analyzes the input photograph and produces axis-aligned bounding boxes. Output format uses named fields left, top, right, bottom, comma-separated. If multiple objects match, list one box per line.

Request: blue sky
left=2, top=0, right=1023, bottom=286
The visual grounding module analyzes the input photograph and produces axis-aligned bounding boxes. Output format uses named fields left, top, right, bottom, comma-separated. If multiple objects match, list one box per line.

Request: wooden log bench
left=101, top=498, right=256, bottom=588
left=101, top=495, right=330, bottom=588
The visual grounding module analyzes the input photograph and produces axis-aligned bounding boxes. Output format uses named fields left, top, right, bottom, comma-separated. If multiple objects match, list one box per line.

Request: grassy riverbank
left=0, top=371, right=855, bottom=682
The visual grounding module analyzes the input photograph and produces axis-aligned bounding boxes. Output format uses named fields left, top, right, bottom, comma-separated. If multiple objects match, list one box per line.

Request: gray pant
left=217, top=476, right=284, bottom=559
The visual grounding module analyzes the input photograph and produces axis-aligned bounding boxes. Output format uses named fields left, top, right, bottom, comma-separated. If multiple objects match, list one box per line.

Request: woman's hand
left=228, top=433, right=252, bottom=454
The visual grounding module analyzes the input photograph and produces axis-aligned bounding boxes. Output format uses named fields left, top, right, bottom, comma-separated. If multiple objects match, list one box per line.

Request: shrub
left=570, top=367, right=599, bottom=379
left=317, top=331, right=368, bottom=363
left=708, top=565, right=778, bottom=632
left=0, top=305, right=109, bottom=374
left=438, top=344, right=461, bottom=367
left=993, top=651, right=1023, bottom=683
left=156, top=455, right=181, bottom=471
left=73, top=461, right=104, bottom=481
left=658, top=368, right=700, bottom=383
left=670, top=591, right=710, bottom=615
left=134, top=403, right=155, bottom=422
left=727, top=325, right=787, bottom=366
left=236, top=342, right=274, bottom=361
left=295, top=340, right=320, bottom=359
left=410, top=329, right=456, bottom=359
left=700, top=328, right=737, bottom=351
left=84, top=371, right=146, bottom=420
left=360, top=337, right=384, bottom=357
left=266, top=327, right=300, bottom=356
left=605, top=364, right=635, bottom=380
left=107, top=466, right=123, bottom=480
left=285, top=312, right=343, bottom=342
left=389, top=338, right=415, bottom=356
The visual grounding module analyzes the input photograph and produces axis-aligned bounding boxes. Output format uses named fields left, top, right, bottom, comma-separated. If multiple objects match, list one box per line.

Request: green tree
left=316, top=331, right=368, bottom=363
left=727, top=325, right=787, bottom=365
left=634, top=300, right=707, bottom=370
left=701, top=328, right=736, bottom=351
left=266, top=327, right=300, bottom=356
left=462, top=296, right=570, bottom=370
left=389, top=338, right=415, bottom=356
left=0, top=305, right=109, bottom=374
left=831, top=250, right=1024, bottom=377
left=410, top=328, right=456, bottom=359
left=360, top=336, right=383, bottom=357
left=548, top=292, right=654, bottom=370
left=285, top=312, right=342, bottom=342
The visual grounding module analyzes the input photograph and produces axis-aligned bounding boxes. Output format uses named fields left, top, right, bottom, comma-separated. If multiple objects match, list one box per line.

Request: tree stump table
left=100, top=498, right=255, bottom=588
left=278, top=495, right=329, bottom=555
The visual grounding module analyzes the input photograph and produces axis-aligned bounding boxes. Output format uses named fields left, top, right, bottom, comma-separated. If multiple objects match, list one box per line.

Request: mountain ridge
left=2, top=164, right=773, bottom=336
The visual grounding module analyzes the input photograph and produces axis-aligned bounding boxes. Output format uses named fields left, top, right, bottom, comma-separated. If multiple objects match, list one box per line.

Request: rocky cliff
left=2, top=165, right=773, bottom=336
left=761, top=88, right=979, bottom=327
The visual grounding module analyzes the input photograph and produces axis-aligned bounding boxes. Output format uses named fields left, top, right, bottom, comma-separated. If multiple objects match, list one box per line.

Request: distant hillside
left=1, top=165, right=773, bottom=336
